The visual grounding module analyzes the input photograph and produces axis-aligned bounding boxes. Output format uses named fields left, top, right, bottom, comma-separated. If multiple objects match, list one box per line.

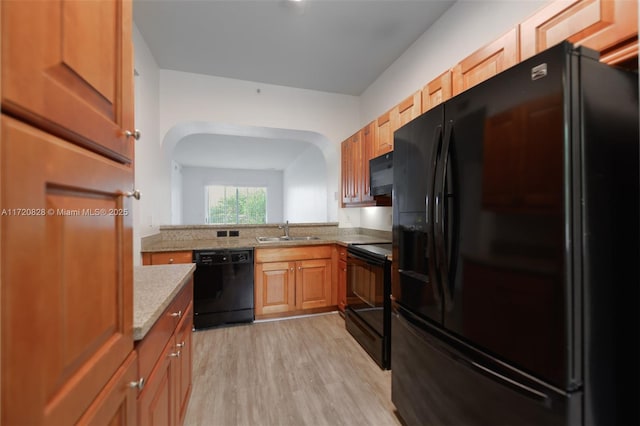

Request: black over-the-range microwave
left=370, top=151, right=393, bottom=196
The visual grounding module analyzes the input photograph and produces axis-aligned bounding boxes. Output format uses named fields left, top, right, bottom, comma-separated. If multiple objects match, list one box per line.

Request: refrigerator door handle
left=436, top=120, right=454, bottom=309
left=426, top=125, right=443, bottom=306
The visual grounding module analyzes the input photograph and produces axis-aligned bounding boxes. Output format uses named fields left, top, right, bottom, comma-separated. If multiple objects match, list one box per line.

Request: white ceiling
left=133, top=0, right=455, bottom=96
left=134, top=0, right=456, bottom=170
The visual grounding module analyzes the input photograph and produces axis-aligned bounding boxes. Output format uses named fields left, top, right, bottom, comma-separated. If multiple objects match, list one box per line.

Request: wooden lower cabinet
left=76, top=352, right=138, bottom=426
left=142, top=250, right=193, bottom=265
left=1, top=116, right=134, bottom=425
left=255, top=245, right=334, bottom=318
left=136, top=283, right=193, bottom=426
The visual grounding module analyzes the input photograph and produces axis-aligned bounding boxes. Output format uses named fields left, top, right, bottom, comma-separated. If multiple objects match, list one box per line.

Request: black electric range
left=345, top=243, right=392, bottom=369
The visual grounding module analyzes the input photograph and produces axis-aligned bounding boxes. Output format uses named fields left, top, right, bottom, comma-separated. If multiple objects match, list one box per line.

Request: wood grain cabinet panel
left=341, top=122, right=378, bottom=207
left=76, top=352, right=138, bottom=426
left=255, top=246, right=334, bottom=318
left=296, top=259, right=332, bottom=310
left=143, top=250, right=193, bottom=265
left=373, top=109, right=397, bottom=157
left=422, top=71, right=453, bottom=113
left=396, top=91, right=422, bottom=129
left=453, top=27, right=520, bottom=95
left=1, top=116, right=133, bottom=425
left=135, top=282, right=193, bottom=426
left=520, top=0, right=638, bottom=65
left=1, top=0, right=135, bottom=163
left=255, top=261, right=297, bottom=315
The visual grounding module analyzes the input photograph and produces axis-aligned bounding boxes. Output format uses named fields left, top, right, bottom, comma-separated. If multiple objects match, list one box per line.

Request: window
left=205, top=185, right=267, bottom=224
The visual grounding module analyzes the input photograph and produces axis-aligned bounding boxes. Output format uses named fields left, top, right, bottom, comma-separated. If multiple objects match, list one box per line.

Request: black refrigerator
left=391, top=42, right=638, bottom=426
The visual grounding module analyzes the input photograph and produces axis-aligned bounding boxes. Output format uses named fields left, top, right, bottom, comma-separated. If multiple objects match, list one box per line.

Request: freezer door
left=439, top=44, right=571, bottom=389
left=392, top=106, right=445, bottom=325
left=391, top=306, right=580, bottom=426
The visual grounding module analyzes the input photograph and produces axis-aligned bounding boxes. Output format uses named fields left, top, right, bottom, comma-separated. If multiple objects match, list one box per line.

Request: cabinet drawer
left=255, top=245, right=332, bottom=263
left=145, top=251, right=193, bottom=265
left=136, top=279, right=193, bottom=383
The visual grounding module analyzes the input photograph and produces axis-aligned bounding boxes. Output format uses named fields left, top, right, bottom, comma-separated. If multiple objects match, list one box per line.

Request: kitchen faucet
left=279, top=220, right=290, bottom=238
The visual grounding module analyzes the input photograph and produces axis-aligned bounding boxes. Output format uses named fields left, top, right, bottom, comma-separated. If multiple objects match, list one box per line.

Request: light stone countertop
left=140, top=234, right=391, bottom=253
left=133, top=264, right=196, bottom=341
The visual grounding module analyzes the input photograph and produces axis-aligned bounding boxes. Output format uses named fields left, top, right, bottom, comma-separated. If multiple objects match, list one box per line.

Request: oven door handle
left=347, top=251, right=385, bottom=267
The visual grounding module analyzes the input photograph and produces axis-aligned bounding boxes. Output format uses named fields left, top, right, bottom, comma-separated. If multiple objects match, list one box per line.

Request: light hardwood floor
left=184, top=312, right=402, bottom=426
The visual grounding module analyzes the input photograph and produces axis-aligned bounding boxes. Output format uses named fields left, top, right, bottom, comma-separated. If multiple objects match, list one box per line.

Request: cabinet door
left=452, top=27, right=519, bottom=95
left=1, top=0, right=134, bottom=163
left=422, top=71, right=452, bottom=113
left=76, top=352, right=138, bottom=426
left=175, top=303, right=194, bottom=426
left=341, top=138, right=354, bottom=205
left=361, top=121, right=376, bottom=203
left=296, top=259, right=332, bottom=310
left=1, top=116, right=133, bottom=425
left=373, top=109, right=397, bottom=157
left=255, top=261, right=296, bottom=315
left=341, top=131, right=364, bottom=205
left=338, top=259, right=347, bottom=312
left=520, top=0, right=638, bottom=65
left=397, top=91, right=422, bottom=129
left=138, top=339, right=176, bottom=426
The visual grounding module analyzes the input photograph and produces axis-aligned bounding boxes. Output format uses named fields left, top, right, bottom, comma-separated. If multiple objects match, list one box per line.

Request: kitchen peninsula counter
left=133, top=263, right=196, bottom=340
left=141, top=224, right=391, bottom=253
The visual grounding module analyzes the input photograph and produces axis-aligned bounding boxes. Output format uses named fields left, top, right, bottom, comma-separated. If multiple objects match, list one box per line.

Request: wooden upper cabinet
left=1, top=0, right=135, bottom=163
left=422, top=71, right=453, bottom=113
left=373, top=109, right=397, bottom=157
left=520, top=0, right=638, bottom=66
left=396, top=91, right=422, bottom=129
left=453, top=27, right=520, bottom=96
left=1, top=116, right=134, bottom=425
left=361, top=121, right=376, bottom=203
left=341, top=130, right=363, bottom=205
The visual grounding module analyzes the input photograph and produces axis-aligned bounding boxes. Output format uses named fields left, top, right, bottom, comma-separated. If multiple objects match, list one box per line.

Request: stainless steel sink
left=256, top=236, right=321, bottom=243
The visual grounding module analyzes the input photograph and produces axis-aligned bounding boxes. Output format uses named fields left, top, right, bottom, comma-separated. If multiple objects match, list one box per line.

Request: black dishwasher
left=192, top=248, right=254, bottom=330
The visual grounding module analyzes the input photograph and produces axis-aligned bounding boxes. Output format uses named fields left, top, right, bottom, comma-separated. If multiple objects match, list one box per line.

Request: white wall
left=158, top=70, right=361, bottom=223
left=181, top=167, right=284, bottom=225
left=170, top=160, right=183, bottom=224
left=283, top=145, right=328, bottom=223
left=132, top=24, right=166, bottom=265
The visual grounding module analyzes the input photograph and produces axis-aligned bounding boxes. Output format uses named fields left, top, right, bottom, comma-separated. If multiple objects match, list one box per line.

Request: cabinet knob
left=169, top=350, right=181, bottom=358
left=170, top=310, right=182, bottom=318
left=176, top=341, right=185, bottom=348
left=126, top=189, right=141, bottom=200
left=168, top=258, right=174, bottom=264
left=125, top=129, right=141, bottom=140
left=290, top=267, right=294, bottom=272
left=298, top=266, right=302, bottom=271
left=129, top=377, right=145, bottom=390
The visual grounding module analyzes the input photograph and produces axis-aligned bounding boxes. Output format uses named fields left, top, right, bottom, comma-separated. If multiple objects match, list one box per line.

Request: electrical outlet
left=217, top=230, right=228, bottom=237
left=229, top=230, right=240, bottom=237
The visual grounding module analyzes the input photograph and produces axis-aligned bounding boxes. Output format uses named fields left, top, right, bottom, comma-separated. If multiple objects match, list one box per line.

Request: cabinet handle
left=168, top=258, right=174, bottom=264
left=126, top=189, right=141, bottom=200
left=171, top=310, right=182, bottom=318
left=290, top=267, right=294, bottom=272
left=129, top=377, right=145, bottom=390
left=298, top=266, right=302, bottom=271
left=169, top=350, right=181, bottom=358
left=176, top=341, right=185, bottom=348
left=125, top=129, right=141, bottom=140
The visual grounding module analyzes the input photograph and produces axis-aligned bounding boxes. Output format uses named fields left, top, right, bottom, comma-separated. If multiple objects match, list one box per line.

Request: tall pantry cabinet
left=1, top=1, right=139, bottom=424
